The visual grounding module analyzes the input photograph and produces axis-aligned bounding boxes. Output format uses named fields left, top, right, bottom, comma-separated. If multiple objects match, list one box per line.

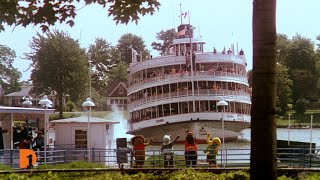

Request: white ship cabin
left=127, top=24, right=251, bottom=131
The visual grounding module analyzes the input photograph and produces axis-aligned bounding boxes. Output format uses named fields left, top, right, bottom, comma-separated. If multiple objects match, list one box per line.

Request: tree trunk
left=58, top=94, right=64, bottom=119
left=250, top=0, right=277, bottom=179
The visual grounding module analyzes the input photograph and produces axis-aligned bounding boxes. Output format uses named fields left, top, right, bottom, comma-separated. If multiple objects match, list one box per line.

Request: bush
left=66, top=101, right=76, bottom=112
left=294, top=99, right=309, bottom=115
left=307, top=102, right=320, bottom=109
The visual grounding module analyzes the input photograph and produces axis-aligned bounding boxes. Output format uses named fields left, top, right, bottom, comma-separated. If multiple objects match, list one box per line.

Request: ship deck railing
left=129, top=89, right=251, bottom=108
left=2, top=147, right=320, bottom=169
left=129, top=70, right=248, bottom=91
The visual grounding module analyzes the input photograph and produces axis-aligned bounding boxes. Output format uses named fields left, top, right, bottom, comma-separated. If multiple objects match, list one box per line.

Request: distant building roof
left=51, top=116, right=119, bottom=124
left=108, top=81, right=127, bottom=97
left=5, top=84, right=33, bottom=97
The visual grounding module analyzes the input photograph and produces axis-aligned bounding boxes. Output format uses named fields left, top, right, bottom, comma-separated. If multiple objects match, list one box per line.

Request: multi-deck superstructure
left=127, top=24, right=251, bottom=143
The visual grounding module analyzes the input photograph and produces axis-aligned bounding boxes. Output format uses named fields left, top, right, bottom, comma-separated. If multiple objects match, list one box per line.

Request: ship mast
left=188, top=11, right=196, bottom=112
left=179, top=3, right=183, bottom=25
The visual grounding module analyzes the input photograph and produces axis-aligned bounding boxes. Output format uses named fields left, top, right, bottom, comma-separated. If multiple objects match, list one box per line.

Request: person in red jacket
left=184, top=132, right=197, bottom=167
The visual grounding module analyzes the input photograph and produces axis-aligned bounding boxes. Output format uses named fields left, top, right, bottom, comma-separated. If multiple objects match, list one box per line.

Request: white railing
left=129, top=53, right=247, bottom=73
left=128, top=71, right=248, bottom=94
left=128, top=89, right=251, bottom=110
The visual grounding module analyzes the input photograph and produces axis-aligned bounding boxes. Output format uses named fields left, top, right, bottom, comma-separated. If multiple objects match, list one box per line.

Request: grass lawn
left=276, top=109, right=320, bottom=127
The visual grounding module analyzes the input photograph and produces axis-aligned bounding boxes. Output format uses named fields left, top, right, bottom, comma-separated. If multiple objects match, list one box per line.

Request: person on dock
left=184, top=132, right=197, bottom=167
left=161, top=135, right=180, bottom=168
left=204, top=133, right=221, bottom=168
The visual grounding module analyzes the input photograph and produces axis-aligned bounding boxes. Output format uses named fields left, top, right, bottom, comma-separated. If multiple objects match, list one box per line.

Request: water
left=145, top=128, right=320, bottom=151
left=107, top=104, right=133, bottom=149
left=241, top=128, right=320, bottom=148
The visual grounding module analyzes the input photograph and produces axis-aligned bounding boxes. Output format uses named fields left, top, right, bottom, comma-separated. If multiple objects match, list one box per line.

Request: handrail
left=1, top=147, right=320, bottom=169
left=129, top=71, right=248, bottom=93
left=128, top=89, right=251, bottom=109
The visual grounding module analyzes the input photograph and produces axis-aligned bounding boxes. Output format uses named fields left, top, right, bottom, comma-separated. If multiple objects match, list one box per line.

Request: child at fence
left=184, top=132, right=197, bottom=167
left=161, top=135, right=180, bottom=168
left=203, top=133, right=221, bottom=168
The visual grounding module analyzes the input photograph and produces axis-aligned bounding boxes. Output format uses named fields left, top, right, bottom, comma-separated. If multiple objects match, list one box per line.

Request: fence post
left=130, top=149, right=133, bottom=167
left=10, top=150, right=13, bottom=168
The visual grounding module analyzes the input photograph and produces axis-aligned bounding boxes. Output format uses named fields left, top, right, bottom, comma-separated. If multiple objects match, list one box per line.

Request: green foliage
left=0, top=164, right=13, bottom=170
left=307, top=102, right=320, bottom=109
left=145, top=154, right=186, bottom=167
left=0, top=0, right=160, bottom=32
left=284, top=34, right=318, bottom=102
left=0, top=44, right=21, bottom=95
left=276, top=64, right=293, bottom=116
left=108, top=61, right=128, bottom=84
left=88, top=38, right=118, bottom=96
left=117, top=33, right=150, bottom=64
left=294, top=98, right=309, bottom=115
left=49, top=112, right=80, bottom=120
left=219, top=171, right=249, bottom=180
left=168, top=169, right=220, bottom=180
left=5, top=169, right=320, bottom=180
left=66, top=101, right=76, bottom=112
left=151, top=28, right=177, bottom=55
left=297, top=172, right=320, bottom=180
left=37, top=161, right=107, bottom=169
left=277, top=175, right=295, bottom=180
left=26, top=30, right=89, bottom=119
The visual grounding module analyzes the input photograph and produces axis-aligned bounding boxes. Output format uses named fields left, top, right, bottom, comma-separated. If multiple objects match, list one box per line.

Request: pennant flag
left=179, top=12, right=187, bottom=18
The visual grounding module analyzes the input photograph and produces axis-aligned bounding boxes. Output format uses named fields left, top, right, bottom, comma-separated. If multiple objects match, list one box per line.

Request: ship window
left=75, top=130, right=87, bottom=148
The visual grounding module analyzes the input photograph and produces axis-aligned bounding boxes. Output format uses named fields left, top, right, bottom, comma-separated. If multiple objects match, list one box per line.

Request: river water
left=145, top=128, right=320, bottom=151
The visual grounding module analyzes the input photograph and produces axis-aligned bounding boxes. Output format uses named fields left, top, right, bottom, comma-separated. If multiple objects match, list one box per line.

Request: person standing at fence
left=184, top=132, right=197, bottom=167
left=204, top=133, right=221, bottom=168
left=161, top=135, right=180, bottom=168
left=33, top=131, right=44, bottom=151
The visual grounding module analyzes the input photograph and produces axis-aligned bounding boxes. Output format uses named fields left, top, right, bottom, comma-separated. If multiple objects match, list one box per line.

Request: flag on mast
left=179, top=12, right=188, bottom=18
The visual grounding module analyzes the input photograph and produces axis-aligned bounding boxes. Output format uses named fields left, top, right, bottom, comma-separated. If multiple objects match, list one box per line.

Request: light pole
left=82, top=97, right=95, bottom=162
left=23, top=97, right=33, bottom=140
left=217, top=99, right=228, bottom=168
left=288, top=114, right=291, bottom=145
left=38, top=95, right=53, bottom=164
left=310, top=115, right=313, bottom=154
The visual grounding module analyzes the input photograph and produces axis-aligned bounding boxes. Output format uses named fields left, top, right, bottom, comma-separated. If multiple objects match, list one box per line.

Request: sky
left=1, top=0, right=320, bottom=81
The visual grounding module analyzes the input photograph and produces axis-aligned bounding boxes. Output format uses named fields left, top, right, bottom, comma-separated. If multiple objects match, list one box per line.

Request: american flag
left=179, top=12, right=187, bottom=18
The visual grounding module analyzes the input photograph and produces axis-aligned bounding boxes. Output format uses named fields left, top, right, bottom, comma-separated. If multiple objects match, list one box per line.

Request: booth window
left=75, top=130, right=87, bottom=148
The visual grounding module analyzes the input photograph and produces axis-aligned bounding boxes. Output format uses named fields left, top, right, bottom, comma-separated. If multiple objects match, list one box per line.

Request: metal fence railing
left=2, top=147, right=320, bottom=169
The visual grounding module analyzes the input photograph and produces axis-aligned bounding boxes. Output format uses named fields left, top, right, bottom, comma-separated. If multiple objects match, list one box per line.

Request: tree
left=250, top=1, right=277, bottom=179
left=107, top=61, right=128, bottom=84
left=88, top=38, right=118, bottom=96
left=26, top=30, right=89, bottom=118
left=276, top=64, right=292, bottom=116
left=117, top=33, right=150, bottom=64
left=0, top=0, right=160, bottom=32
left=284, top=35, right=317, bottom=103
left=0, top=44, right=21, bottom=95
left=276, top=34, right=290, bottom=64
left=151, top=28, right=177, bottom=55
